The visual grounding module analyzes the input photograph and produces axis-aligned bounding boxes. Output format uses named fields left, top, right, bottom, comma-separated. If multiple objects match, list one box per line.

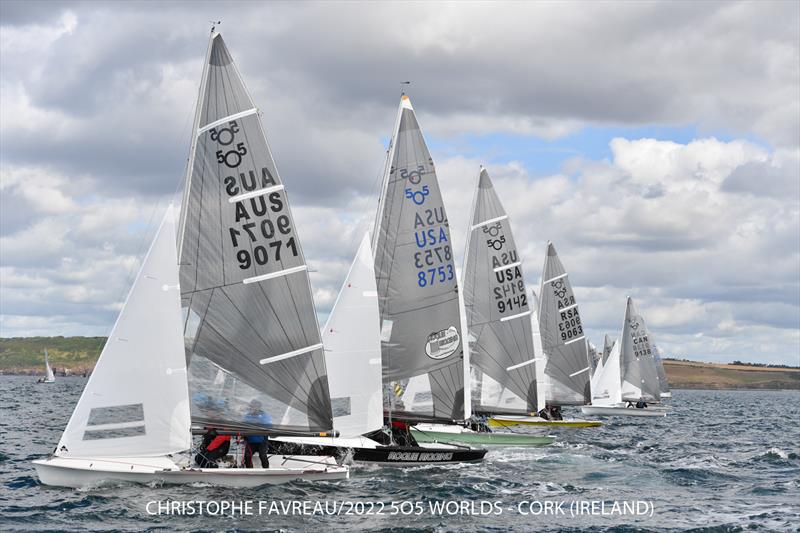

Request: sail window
left=83, top=425, right=146, bottom=441
left=87, top=404, right=144, bottom=425
left=331, top=397, right=352, bottom=417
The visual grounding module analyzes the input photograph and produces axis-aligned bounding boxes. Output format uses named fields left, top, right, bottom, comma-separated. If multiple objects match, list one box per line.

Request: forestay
left=463, top=169, right=538, bottom=415
left=56, top=206, right=190, bottom=458
left=373, top=95, right=465, bottom=422
left=538, top=242, right=591, bottom=406
left=322, top=233, right=384, bottom=437
left=178, top=33, right=332, bottom=433
left=620, top=297, right=662, bottom=402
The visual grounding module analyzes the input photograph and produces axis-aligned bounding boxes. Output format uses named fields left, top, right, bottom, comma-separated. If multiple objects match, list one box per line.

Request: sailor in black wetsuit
left=195, top=429, right=231, bottom=468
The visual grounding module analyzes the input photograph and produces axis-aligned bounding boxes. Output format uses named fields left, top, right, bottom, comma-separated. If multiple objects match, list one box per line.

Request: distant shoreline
left=2, top=337, right=798, bottom=390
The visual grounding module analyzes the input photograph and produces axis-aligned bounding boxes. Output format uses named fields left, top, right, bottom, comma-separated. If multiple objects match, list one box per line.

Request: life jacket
left=207, top=435, right=231, bottom=452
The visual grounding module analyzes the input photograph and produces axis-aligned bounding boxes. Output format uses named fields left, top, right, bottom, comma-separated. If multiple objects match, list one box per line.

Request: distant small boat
left=582, top=297, right=668, bottom=417
left=37, top=349, right=55, bottom=384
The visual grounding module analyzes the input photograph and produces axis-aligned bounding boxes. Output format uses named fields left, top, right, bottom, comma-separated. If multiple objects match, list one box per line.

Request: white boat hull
left=33, top=455, right=348, bottom=488
left=581, top=405, right=668, bottom=417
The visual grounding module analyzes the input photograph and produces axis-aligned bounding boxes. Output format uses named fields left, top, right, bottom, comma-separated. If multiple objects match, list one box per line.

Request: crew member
left=195, top=428, right=231, bottom=468
left=243, top=399, right=272, bottom=468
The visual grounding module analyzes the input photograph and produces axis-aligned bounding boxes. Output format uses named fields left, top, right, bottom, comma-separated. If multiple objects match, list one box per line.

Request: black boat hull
left=269, top=441, right=487, bottom=465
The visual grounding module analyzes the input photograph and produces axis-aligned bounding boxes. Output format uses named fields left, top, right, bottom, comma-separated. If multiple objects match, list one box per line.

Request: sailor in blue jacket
left=243, top=399, right=272, bottom=468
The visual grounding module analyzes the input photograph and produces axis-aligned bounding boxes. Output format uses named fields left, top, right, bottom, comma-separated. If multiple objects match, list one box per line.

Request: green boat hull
left=412, top=429, right=554, bottom=446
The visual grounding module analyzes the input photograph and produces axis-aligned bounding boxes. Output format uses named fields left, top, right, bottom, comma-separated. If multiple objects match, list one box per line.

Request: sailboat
left=582, top=297, right=668, bottom=417
left=271, top=232, right=485, bottom=462
left=33, top=31, right=349, bottom=487
left=490, top=243, right=600, bottom=428
left=369, top=94, right=486, bottom=461
left=414, top=169, right=553, bottom=445
left=37, top=349, right=55, bottom=383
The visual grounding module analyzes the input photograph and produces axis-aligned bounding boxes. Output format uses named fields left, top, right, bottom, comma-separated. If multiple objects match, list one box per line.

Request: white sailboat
left=33, top=30, right=348, bottom=487
left=37, top=349, right=55, bottom=383
left=582, top=297, right=668, bottom=417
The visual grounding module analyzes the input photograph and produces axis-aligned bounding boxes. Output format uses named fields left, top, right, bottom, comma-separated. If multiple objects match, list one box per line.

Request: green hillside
left=0, top=336, right=106, bottom=374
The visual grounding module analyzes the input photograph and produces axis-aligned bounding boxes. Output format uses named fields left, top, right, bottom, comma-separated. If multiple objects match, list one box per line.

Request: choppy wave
left=0, top=377, right=798, bottom=532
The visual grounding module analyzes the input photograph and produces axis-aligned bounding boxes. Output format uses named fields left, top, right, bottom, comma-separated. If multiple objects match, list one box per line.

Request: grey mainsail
left=538, top=242, right=591, bottom=405
left=373, top=95, right=464, bottom=422
left=620, top=297, right=662, bottom=402
left=653, top=344, right=671, bottom=396
left=602, top=334, right=615, bottom=367
left=463, top=169, right=538, bottom=414
left=178, top=32, right=332, bottom=433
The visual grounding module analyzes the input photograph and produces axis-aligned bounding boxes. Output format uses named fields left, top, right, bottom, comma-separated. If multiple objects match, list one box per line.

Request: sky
left=0, top=0, right=798, bottom=365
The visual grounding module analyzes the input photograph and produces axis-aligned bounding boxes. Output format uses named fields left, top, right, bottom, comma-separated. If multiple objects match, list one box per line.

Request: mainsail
left=538, top=242, right=591, bottom=406
left=373, top=95, right=465, bottom=422
left=178, top=33, right=332, bottom=433
left=322, top=233, right=384, bottom=437
left=56, top=206, right=190, bottom=458
left=620, top=297, right=662, bottom=402
left=653, top=344, right=671, bottom=396
left=602, top=334, right=615, bottom=367
left=463, top=169, right=538, bottom=415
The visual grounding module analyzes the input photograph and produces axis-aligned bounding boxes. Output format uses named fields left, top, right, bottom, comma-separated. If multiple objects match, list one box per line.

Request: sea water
left=0, top=376, right=798, bottom=531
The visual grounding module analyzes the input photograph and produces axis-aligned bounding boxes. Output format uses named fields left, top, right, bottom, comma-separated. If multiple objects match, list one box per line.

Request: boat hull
left=270, top=437, right=487, bottom=465
left=412, top=428, right=553, bottom=446
left=33, top=455, right=348, bottom=488
left=581, top=405, right=668, bottom=417
left=487, top=415, right=601, bottom=428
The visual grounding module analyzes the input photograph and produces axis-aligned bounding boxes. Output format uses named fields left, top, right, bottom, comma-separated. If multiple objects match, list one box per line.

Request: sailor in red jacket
left=194, top=429, right=231, bottom=468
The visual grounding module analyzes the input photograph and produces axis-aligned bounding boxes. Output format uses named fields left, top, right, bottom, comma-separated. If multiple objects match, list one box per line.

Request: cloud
left=0, top=1, right=798, bottom=364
